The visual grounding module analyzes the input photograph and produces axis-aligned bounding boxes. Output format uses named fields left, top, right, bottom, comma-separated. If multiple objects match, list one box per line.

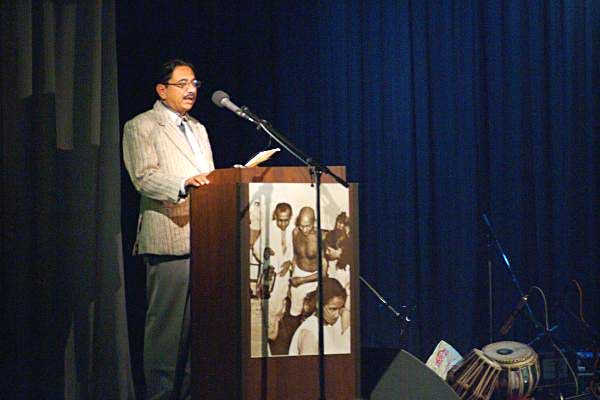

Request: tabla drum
left=447, top=349, right=502, bottom=400
left=482, top=341, right=540, bottom=400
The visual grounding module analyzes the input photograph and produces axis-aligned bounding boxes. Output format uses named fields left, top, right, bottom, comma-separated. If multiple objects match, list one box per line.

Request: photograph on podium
left=247, top=183, right=352, bottom=358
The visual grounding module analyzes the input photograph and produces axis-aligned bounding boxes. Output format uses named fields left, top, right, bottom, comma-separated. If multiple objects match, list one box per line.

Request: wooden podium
left=189, top=166, right=360, bottom=399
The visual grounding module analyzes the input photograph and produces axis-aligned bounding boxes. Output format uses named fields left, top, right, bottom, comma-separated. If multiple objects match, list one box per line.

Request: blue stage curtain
left=118, top=0, right=599, bottom=360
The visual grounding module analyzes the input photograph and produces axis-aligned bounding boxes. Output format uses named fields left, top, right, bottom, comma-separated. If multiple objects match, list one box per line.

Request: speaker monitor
left=370, top=349, right=461, bottom=400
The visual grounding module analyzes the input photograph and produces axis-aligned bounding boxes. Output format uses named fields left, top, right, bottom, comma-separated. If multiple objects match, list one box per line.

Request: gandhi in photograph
left=289, top=206, right=323, bottom=317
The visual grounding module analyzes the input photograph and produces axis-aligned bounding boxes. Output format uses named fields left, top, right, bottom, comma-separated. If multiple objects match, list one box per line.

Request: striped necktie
left=178, top=118, right=210, bottom=173
left=178, top=117, right=194, bottom=150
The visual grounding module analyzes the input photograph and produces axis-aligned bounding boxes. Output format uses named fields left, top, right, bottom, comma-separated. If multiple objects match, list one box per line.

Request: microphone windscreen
left=211, top=90, right=230, bottom=107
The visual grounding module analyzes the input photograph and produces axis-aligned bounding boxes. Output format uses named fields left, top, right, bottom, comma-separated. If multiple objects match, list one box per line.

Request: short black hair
left=157, top=59, right=195, bottom=84
left=272, top=203, right=292, bottom=220
left=321, top=277, right=347, bottom=304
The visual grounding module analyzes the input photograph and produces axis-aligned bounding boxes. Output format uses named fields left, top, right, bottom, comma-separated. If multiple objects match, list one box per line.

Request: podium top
left=204, top=166, right=346, bottom=184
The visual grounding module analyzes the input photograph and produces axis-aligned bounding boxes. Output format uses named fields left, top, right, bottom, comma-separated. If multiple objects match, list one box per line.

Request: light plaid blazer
left=123, top=101, right=215, bottom=255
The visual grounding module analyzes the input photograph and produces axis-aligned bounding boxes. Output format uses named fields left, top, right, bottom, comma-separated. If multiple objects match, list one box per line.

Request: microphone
left=211, top=90, right=252, bottom=121
left=499, top=294, right=529, bottom=336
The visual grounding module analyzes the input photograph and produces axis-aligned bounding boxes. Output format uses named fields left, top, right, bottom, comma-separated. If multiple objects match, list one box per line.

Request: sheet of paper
left=244, top=148, right=281, bottom=168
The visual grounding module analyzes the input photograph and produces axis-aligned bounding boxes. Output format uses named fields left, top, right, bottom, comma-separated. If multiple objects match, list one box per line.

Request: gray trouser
left=144, top=255, right=191, bottom=400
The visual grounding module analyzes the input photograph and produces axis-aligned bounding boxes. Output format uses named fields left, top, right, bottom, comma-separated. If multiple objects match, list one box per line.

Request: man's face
left=323, top=296, right=345, bottom=325
left=298, top=213, right=315, bottom=236
left=156, top=65, right=197, bottom=115
left=275, top=209, right=291, bottom=232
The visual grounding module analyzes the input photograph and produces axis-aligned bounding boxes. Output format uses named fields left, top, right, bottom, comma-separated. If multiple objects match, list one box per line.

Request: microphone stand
left=485, top=217, right=494, bottom=344
left=359, top=276, right=413, bottom=338
left=481, top=215, right=590, bottom=398
left=239, top=105, right=349, bottom=400
left=239, top=106, right=348, bottom=187
left=481, top=214, right=543, bottom=332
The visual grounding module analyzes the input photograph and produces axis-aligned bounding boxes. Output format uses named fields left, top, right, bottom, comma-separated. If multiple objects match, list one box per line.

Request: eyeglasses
left=163, top=79, right=202, bottom=89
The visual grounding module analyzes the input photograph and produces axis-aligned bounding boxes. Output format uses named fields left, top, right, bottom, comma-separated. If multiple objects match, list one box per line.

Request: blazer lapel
left=188, top=120, right=208, bottom=155
left=153, top=102, right=201, bottom=170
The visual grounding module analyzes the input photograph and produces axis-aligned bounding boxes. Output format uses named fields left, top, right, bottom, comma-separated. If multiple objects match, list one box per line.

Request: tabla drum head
left=482, top=341, right=535, bottom=367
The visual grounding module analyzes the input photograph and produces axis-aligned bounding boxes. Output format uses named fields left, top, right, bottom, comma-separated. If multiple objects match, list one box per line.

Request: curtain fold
left=116, top=0, right=598, bottom=362
left=1, top=1, right=134, bottom=398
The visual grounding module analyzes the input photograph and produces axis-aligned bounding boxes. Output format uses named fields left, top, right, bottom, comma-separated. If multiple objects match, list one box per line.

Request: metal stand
left=486, top=225, right=493, bottom=344
left=312, top=167, right=326, bottom=399
left=359, top=276, right=413, bottom=338
left=482, top=214, right=541, bottom=331
left=235, top=105, right=349, bottom=400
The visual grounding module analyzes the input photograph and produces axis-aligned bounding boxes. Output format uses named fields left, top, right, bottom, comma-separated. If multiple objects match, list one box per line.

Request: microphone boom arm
left=240, top=106, right=349, bottom=188
left=482, top=214, right=543, bottom=330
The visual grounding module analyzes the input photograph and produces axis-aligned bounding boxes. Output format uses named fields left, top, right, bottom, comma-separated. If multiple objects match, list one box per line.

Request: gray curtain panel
left=1, top=1, right=134, bottom=399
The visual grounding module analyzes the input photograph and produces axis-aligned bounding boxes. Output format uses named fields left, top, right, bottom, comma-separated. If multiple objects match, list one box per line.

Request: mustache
left=183, top=93, right=195, bottom=100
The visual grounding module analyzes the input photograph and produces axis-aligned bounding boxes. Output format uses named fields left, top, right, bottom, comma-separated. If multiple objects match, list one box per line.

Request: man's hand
left=278, top=260, right=293, bottom=277
left=185, top=174, right=210, bottom=187
left=326, top=246, right=343, bottom=260
left=265, top=246, right=276, bottom=257
left=290, top=276, right=306, bottom=287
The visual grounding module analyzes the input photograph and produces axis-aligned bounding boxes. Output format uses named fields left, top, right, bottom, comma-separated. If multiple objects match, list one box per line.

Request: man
left=289, top=206, right=325, bottom=317
left=325, top=212, right=351, bottom=264
left=123, top=59, right=214, bottom=399
left=250, top=203, right=293, bottom=286
left=288, top=277, right=350, bottom=355
left=324, top=212, right=351, bottom=290
left=249, top=203, right=296, bottom=355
